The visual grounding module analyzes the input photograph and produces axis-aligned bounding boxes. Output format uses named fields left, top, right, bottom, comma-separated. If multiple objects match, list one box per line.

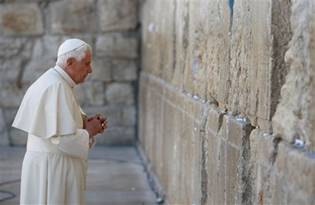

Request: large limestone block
left=273, top=0, right=315, bottom=148
left=228, top=0, right=273, bottom=124
left=96, top=34, right=138, bottom=59
left=98, top=0, right=138, bottom=32
left=91, top=58, right=111, bottom=82
left=105, top=83, right=134, bottom=105
left=112, top=59, right=138, bottom=81
left=0, top=38, right=27, bottom=58
left=0, top=82, right=28, bottom=108
left=140, top=0, right=173, bottom=79
left=275, top=143, right=315, bottom=203
left=50, top=0, right=96, bottom=34
left=184, top=0, right=230, bottom=100
left=75, top=81, right=105, bottom=106
left=0, top=59, right=22, bottom=83
left=121, top=106, right=136, bottom=126
left=22, top=36, right=62, bottom=83
left=0, top=3, right=43, bottom=35
left=0, top=38, right=32, bottom=83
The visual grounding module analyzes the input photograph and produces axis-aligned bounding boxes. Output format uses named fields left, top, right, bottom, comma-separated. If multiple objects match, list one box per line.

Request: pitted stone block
left=74, top=81, right=105, bottom=106
left=98, top=0, right=138, bottom=32
left=91, top=58, right=111, bottom=82
left=0, top=3, right=43, bottom=35
left=106, top=82, right=134, bottom=105
left=50, top=0, right=96, bottom=34
left=121, top=106, right=136, bottom=126
left=96, top=34, right=138, bottom=59
left=112, top=59, right=137, bottom=81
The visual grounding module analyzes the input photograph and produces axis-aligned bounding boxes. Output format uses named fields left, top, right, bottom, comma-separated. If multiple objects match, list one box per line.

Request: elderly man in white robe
left=12, top=38, right=107, bottom=205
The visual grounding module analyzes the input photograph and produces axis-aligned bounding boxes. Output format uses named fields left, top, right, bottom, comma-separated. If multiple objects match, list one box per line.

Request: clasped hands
left=84, top=114, right=108, bottom=137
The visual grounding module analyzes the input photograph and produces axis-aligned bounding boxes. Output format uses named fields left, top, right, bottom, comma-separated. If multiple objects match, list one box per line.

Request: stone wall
left=0, top=0, right=139, bottom=146
left=139, top=0, right=315, bottom=204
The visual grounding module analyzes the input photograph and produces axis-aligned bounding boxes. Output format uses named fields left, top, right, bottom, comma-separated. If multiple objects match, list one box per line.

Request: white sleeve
left=50, top=129, right=90, bottom=160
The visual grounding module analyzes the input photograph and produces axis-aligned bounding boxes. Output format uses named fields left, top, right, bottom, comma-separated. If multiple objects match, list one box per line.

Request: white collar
left=54, top=65, right=76, bottom=88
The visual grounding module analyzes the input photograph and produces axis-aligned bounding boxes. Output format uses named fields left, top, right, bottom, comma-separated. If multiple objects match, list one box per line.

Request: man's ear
left=66, top=57, right=75, bottom=67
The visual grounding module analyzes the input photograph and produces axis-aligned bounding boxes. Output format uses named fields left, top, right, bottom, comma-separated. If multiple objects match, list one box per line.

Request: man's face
left=71, top=51, right=92, bottom=84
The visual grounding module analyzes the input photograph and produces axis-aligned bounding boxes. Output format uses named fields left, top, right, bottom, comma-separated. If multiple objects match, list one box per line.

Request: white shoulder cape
left=12, top=68, right=81, bottom=139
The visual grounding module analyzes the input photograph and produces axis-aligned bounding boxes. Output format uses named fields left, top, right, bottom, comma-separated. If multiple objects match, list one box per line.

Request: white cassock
left=13, top=65, right=90, bottom=205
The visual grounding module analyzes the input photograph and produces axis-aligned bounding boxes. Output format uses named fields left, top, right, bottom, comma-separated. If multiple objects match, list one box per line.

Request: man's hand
left=85, top=114, right=108, bottom=137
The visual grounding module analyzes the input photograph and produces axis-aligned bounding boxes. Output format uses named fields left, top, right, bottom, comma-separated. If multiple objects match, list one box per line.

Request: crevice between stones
left=239, top=123, right=255, bottom=205
left=200, top=106, right=209, bottom=205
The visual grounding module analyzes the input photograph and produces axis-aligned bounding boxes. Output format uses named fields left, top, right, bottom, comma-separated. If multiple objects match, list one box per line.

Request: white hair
left=56, top=44, right=92, bottom=68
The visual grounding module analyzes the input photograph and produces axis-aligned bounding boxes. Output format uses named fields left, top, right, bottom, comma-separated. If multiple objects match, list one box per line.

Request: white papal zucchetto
left=57, top=38, right=87, bottom=57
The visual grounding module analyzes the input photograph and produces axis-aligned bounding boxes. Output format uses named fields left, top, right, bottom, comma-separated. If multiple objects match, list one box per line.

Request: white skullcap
left=57, top=38, right=88, bottom=57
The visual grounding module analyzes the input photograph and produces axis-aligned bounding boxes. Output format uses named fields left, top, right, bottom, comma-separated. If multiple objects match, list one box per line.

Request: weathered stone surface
left=91, top=58, right=111, bottom=82
left=75, top=81, right=105, bottom=106
left=96, top=34, right=138, bottom=59
left=2, top=108, right=18, bottom=127
left=0, top=82, right=28, bottom=108
left=50, top=0, right=96, bottom=34
left=0, top=38, right=25, bottom=58
left=121, top=106, right=136, bottom=126
left=112, top=60, right=138, bottom=81
left=0, top=3, right=43, bottom=35
left=96, top=126, right=135, bottom=145
left=0, top=109, right=9, bottom=146
left=22, top=36, right=62, bottom=83
left=273, top=0, right=315, bottom=149
left=226, top=144, right=241, bottom=205
left=106, top=83, right=134, bottom=105
left=206, top=106, right=225, bottom=135
left=23, top=60, right=55, bottom=84
left=98, top=0, right=138, bottom=32
left=0, top=59, right=22, bottom=82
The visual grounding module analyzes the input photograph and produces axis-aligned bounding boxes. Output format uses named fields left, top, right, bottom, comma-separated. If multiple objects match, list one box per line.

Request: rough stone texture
left=0, top=0, right=139, bottom=145
left=273, top=0, right=315, bottom=149
left=50, top=0, right=96, bottom=34
left=139, top=0, right=315, bottom=204
left=98, top=0, right=138, bottom=32
left=90, top=58, right=111, bottom=82
left=106, top=83, right=134, bottom=105
left=112, top=60, right=138, bottom=81
left=75, top=81, right=105, bottom=106
left=0, top=109, right=9, bottom=145
left=96, top=34, right=138, bottom=59
left=250, top=130, right=315, bottom=205
left=0, top=82, right=28, bottom=108
left=0, top=3, right=43, bottom=35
